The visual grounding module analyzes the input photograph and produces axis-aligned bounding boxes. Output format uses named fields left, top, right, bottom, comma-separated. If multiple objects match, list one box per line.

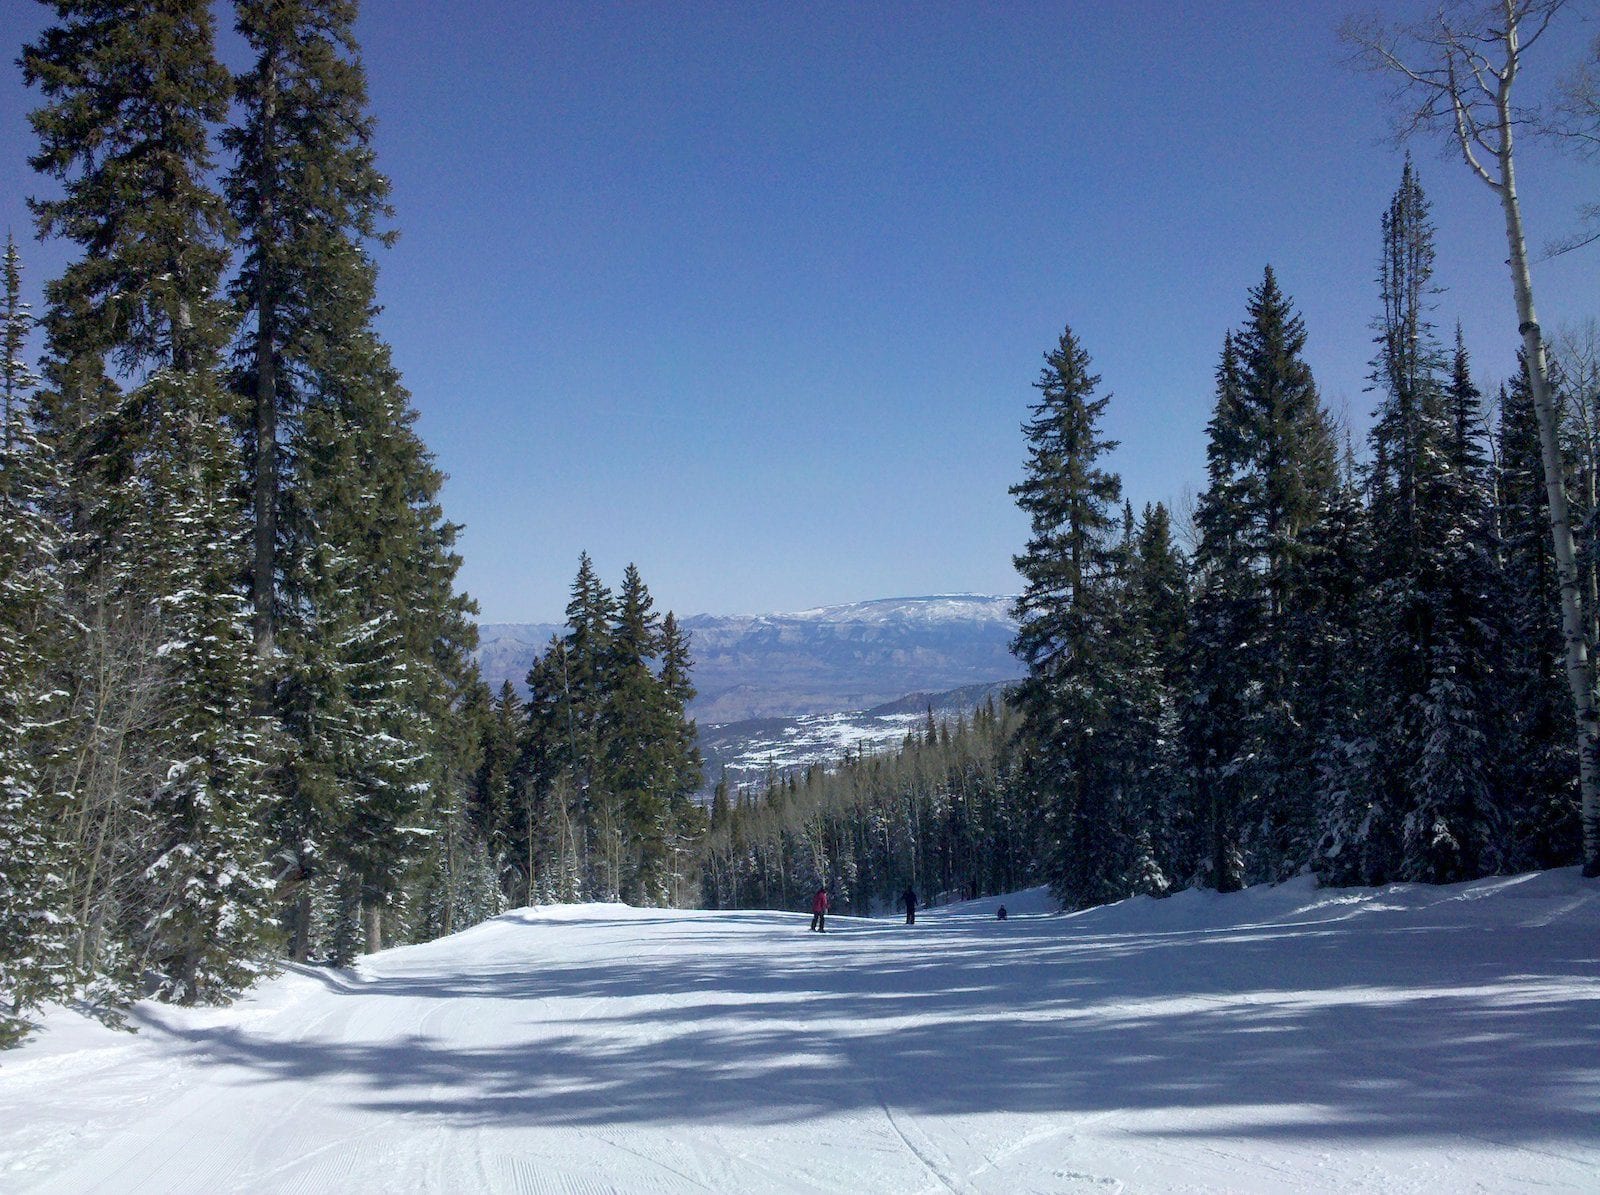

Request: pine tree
left=1185, top=332, right=1258, bottom=892
left=1129, top=502, right=1191, bottom=886
left=0, top=237, right=75, bottom=1043
left=1404, top=339, right=1497, bottom=883
left=224, top=0, right=395, bottom=666
left=658, top=610, right=706, bottom=906
left=1186, top=270, right=1337, bottom=888
left=1307, top=455, right=1379, bottom=886
left=1353, top=166, right=1497, bottom=884
left=1495, top=367, right=1581, bottom=869
left=311, top=333, right=476, bottom=956
left=521, top=556, right=615, bottom=901
left=604, top=563, right=669, bottom=901
left=470, top=680, right=522, bottom=898
left=1008, top=325, right=1132, bottom=908
left=23, top=0, right=279, bottom=1003
left=221, top=0, right=476, bottom=960
left=516, top=560, right=700, bottom=907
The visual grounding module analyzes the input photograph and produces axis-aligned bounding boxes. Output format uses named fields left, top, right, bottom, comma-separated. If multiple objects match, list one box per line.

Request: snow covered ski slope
left=2, top=871, right=1597, bottom=1193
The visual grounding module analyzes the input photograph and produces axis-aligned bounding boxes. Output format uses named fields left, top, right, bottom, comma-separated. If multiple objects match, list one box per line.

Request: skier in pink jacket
left=810, top=886, right=829, bottom=933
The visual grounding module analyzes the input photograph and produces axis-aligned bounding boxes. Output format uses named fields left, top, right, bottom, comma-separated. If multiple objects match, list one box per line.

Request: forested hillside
left=0, top=0, right=487, bottom=1044
left=701, top=698, right=1034, bottom=915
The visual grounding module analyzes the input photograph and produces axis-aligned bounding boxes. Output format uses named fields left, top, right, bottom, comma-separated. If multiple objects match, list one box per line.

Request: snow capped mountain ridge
left=477, top=593, right=1025, bottom=722
left=767, top=594, right=1016, bottom=626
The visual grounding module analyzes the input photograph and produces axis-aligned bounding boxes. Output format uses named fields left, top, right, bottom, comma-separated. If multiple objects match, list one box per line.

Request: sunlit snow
left=2, top=871, right=1596, bottom=1192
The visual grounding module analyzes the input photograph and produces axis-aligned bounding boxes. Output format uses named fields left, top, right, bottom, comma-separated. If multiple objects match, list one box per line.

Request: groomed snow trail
left=2, top=871, right=1598, bottom=1193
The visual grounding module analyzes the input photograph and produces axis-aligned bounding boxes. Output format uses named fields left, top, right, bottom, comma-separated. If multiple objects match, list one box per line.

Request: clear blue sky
left=2, top=1, right=1595, bottom=622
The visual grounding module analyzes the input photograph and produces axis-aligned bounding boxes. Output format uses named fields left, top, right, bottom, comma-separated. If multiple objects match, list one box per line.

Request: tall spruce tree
left=519, top=559, right=700, bottom=907
left=1364, top=163, right=1495, bottom=883
left=603, top=564, right=667, bottom=901
left=220, top=1, right=478, bottom=957
left=1009, top=325, right=1134, bottom=908
left=317, top=333, right=477, bottom=957
left=225, top=0, right=395, bottom=667
left=1305, top=452, right=1379, bottom=886
left=1186, top=270, right=1337, bottom=888
left=521, top=556, right=615, bottom=901
left=1186, top=332, right=1259, bottom=891
left=1495, top=366, right=1581, bottom=869
left=658, top=611, right=706, bottom=907
left=23, top=0, right=279, bottom=1003
left=469, top=680, right=522, bottom=896
left=0, top=237, right=75, bottom=1042
left=1129, top=502, right=1191, bottom=886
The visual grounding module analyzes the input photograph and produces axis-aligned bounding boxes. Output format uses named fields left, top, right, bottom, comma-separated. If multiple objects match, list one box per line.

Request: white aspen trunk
left=1493, top=49, right=1600, bottom=876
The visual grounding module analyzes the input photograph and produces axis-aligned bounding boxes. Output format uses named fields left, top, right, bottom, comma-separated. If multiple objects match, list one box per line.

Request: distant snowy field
left=2, top=872, right=1596, bottom=1193
left=714, top=709, right=926, bottom=772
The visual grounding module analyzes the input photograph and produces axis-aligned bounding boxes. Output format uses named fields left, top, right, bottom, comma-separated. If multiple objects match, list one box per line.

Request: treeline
left=700, top=699, right=1036, bottom=914
left=469, top=556, right=705, bottom=909
left=0, top=1, right=483, bottom=1044
left=1016, top=162, right=1594, bottom=909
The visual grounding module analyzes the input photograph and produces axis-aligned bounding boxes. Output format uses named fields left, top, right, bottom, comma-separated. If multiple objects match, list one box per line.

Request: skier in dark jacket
left=810, top=886, right=829, bottom=932
left=902, top=887, right=918, bottom=925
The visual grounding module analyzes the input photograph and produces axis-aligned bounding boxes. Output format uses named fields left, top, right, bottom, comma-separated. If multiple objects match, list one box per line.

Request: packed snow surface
left=2, top=871, right=1597, bottom=1193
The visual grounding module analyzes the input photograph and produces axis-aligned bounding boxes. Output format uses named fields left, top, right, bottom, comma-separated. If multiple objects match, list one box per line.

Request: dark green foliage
left=991, top=204, right=1588, bottom=909
left=221, top=0, right=480, bottom=961
left=1185, top=270, right=1338, bottom=889
left=6, top=0, right=482, bottom=1037
left=1494, top=368, right=1581, bottom=869
left=23, top=0, right=282, bottom=1006
left=225, top=0, right=395, bottom=662
left=24, top=0, right=233, bottom=370
left=0, top=238, right=75, bottom=1043
left=1356, top=163, right=1496, bottom=885
left=1008, top=326, right=1147, bottom=908
left=516, top=558, right=703, bottom=905
left=701, top=699, right=1035, bottom=915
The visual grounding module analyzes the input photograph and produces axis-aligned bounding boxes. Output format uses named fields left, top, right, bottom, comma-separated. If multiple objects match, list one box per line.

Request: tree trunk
left=290, top=890, right=312, bottom=963
left=252, top=52, right=279, bottom=663
left=1497, top=118, right=1600, bottom=877
left=363, top=902, right=382, bottom=955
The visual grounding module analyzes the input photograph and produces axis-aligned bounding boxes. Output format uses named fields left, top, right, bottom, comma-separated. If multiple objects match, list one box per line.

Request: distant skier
left=996, top=905, right=1007, bottom=921
left=810, top=886, right=829, bottom=932
left=902, top=887, right=918, bottom=926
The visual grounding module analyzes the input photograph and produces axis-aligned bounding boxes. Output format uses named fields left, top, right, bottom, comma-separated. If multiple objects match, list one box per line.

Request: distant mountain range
left=476, top=594, right=1025, bottom=723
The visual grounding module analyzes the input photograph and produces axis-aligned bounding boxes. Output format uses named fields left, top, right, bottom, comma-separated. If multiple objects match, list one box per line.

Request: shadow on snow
left=136, top=901, right=1600, bottom=1143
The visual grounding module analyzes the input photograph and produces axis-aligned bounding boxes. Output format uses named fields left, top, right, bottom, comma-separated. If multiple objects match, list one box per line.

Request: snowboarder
left=810, top=886, right=829, bottom=932
left=902, top=887, right=918, bottom=925
left=996, top=905, right=1007, bottom=921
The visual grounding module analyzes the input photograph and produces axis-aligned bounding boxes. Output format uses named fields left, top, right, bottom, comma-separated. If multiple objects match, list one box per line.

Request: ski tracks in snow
left=4, top=877, right=1599, bottom=1193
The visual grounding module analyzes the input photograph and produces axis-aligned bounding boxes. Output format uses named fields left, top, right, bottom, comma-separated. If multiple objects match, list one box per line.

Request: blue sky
left=2, top=1, right=1596, bottom=622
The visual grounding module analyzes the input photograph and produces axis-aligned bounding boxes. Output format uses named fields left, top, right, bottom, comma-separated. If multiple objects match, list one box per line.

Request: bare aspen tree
left=1556, top=320, right=1600, bottom=649
left=1346, top=0, right=1600, bottom=876
left=1545, top=32, right=1600, bottom=255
